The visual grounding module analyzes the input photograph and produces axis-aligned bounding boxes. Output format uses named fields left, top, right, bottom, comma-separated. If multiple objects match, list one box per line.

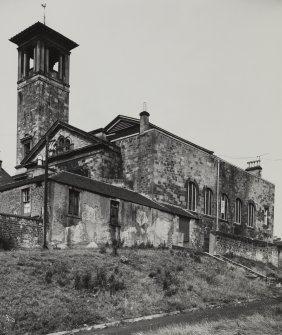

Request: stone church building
left=0, top=22, right=280, bottom=266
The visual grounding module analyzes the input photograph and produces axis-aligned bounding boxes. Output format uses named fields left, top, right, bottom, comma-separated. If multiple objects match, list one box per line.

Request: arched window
left=248, top=202, right=255, bottom=227
left=65, top=138, right=71, bottom=151
left=55, top=135, right=73, bottom=155
left=204, top=188, right=213, bottom=215
left=220, top=194, right=229, bottom=220
left=235, top=198, right=242, bottom=224
left=187, top=181, right=197, bottom=211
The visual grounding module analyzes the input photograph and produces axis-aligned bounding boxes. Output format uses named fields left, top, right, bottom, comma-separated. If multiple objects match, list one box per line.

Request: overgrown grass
left=134, top=304, right=282, bottom=335
left=0, top=248, right=277, bottom=334
left=223, top=253, right=282, bottom=281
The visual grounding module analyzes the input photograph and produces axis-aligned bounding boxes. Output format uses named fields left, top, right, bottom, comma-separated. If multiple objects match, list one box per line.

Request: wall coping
left=0, top=212, right=42, bottom=222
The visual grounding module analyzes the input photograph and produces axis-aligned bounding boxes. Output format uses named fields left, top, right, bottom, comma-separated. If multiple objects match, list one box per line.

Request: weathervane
left=41, top=3, right=46, bottom=25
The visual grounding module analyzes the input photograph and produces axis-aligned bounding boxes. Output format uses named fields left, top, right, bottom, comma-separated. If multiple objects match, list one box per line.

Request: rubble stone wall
left=0, top=213, right=43, bottom=248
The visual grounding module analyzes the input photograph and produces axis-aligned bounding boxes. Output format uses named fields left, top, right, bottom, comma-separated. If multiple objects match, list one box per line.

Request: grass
left=223, top=253, right=282, bottom=281
left=0, top=248, right=278, bottom=335
left=134, top=304, right=282, bottom=335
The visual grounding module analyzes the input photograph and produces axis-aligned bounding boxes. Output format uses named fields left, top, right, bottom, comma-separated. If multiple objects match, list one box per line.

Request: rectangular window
left=69, top=189, right=80, bottom=216
left=264, top=208, right=269, bottom=227
left=220, top=194, right=228, bottom=220
left=235, top=199, right=242, bottom=224
left=23, top=141, right=31, bottom=157
left=204, top=188, right=212, bottom=216
left=22, top=188, right=31, bottom=214
left=248, top=203, right=255, bottom=227
left=110, top=200, right=119, bottom=226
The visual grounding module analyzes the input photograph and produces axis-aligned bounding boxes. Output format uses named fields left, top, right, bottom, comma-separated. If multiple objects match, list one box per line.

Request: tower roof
left=9, top=22, right=78, bottom=51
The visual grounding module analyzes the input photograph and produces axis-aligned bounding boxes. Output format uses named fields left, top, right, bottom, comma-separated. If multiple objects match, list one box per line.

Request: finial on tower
left=41, top=3, right=46, bottom=25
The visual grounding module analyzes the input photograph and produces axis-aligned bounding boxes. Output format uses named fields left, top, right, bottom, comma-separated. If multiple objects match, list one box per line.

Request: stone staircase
left=202, top=252, right=270, bottom=281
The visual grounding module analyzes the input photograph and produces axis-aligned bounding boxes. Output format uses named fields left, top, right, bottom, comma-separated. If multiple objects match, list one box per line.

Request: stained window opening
left=23, top=141, right=31, bottom=157
left=110, top=200, right=119, bottom=226
left=69, top=189, right=80, bottom=216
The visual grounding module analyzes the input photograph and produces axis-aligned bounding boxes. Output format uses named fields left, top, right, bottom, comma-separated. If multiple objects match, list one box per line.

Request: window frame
left=68, top=189, right=80, bottom=217
left=110, top=200, right=120, bottom=226
left=247, top=202, right=256, bottom=228
left=220, top=193, right=229, bottom=221
left=235, top=198, right=242, bottom=224
left=187, top=181, right=198, bottom=212
left=204, top=187, right=213, bottom=216
left=22, top=188, right=31, bottom=215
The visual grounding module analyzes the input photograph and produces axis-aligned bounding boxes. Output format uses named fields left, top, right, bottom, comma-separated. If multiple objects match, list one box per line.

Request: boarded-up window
left=69, top=189, right=80, bottom=216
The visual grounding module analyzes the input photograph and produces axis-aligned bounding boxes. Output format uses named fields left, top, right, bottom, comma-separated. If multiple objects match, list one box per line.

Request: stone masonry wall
left=209, top=232, right=279, bottom=267
left=116, top=129, right=275, bottom=242
left=17, top=76, right=69, bottom=165
left=115, top=133, right=154, bottom=193
left=48, top=182, right=184, bottom=248
left=0, top=182, right=44, bottom=217
left=0, top=213, right=43, bottom=248
left=54, top=148, right=122, bottom=180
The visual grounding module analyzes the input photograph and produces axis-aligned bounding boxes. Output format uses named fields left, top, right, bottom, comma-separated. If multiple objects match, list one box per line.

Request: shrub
left=190, top=252, right=202, bottom=263
left=73, top=266, right=125, bottom=294
left=99, top=244, right=107, bottom=254
left=45, top=270, right=53, bottom=284
left=0, top=235, right=15, bottom=251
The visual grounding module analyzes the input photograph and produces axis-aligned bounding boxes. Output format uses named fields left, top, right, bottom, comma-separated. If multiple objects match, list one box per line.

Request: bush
left=0, top=235, right=15, bottom=251
left=74, top=266, right=125, bottom=295
left=190, top=252, right=202, bottom=263
left=99, top=244, right=107, bottom=254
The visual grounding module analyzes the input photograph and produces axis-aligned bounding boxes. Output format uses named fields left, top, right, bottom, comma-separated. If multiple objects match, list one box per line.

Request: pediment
left=104, top=115, right=140, bottom=134
left=21, top=121, right=100, bottom=166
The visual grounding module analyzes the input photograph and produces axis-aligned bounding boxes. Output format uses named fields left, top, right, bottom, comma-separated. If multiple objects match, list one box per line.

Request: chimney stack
left=140, top=102, right=150, bottom=134
left=245, top=159, right=262, bottom=178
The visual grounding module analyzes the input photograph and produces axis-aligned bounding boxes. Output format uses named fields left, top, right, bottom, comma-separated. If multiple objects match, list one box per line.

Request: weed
left=99, top=244, right=107, bottom=254
left=0, top=235, right=15, bottom=251
left=176, top=265, right=184, bottom=272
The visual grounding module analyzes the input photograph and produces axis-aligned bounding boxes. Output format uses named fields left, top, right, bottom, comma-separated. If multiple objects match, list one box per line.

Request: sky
left=0, top=0, right=281, bottom=237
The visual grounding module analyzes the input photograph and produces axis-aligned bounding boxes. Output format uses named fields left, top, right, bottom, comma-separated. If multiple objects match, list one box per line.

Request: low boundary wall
left=209, top=231, right=279, bottom=267
left=0, top=213, right=43, bottom=249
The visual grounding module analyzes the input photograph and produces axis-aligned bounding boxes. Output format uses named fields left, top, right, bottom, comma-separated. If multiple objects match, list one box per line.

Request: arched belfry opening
left=9, top=22, right=78, bottom=167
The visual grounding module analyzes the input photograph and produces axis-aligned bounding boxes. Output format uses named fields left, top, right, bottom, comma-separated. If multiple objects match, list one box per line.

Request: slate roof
left=51, top=172, right=195, bottom=219
left=0, top=170, right=195, bottom=219
left=10, top=22, right=78, bottom=50
left=0, top=174, right=44, bottom=192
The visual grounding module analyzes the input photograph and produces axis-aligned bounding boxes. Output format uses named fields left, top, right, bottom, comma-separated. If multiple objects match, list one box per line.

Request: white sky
left=0, top=0, right=281, bottom=237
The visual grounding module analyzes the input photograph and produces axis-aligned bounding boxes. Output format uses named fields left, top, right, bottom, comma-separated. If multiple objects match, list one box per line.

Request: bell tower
left=10, top=22, right=78, bottom=166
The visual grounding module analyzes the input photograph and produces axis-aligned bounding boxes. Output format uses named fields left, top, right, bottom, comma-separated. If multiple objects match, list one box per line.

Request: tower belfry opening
left=9, top=22, right=78, bottom=167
